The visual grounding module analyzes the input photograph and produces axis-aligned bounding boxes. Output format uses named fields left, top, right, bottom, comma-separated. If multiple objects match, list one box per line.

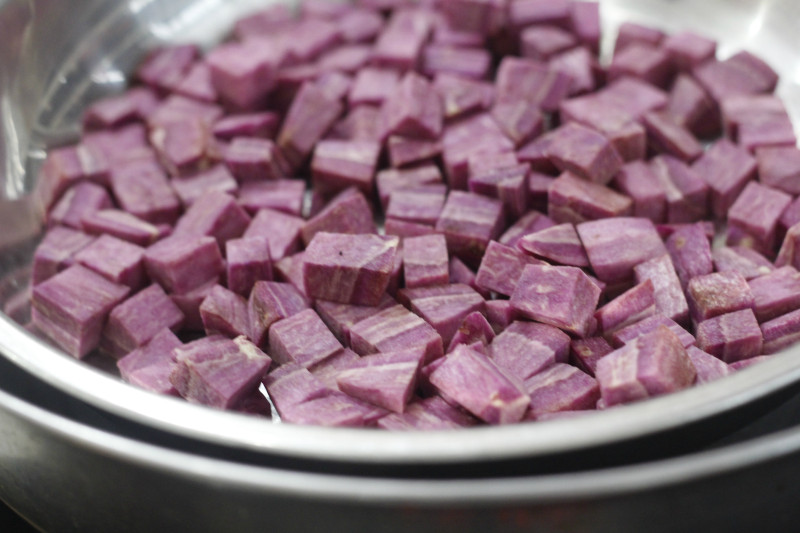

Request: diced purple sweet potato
left=213, top=112, right=279, bottom=141
left=476, top=240, right=545, bottom=297
left=380, top=71, right=443, bottom=141
left=32, top=226, right=95, bottom=285
left=510, top=264, right=602, bottom=337
left=385, top=185, right=447, bottom=227
left=665, top=73, right=719, bottom=138
left=498, top=210, right=555, bottom=248
left=549, top=46, right=598, bottom=96
left=31, top=265, right=130, bottom=358
left=429, top=344, right=531, bottom=424
left=662, top=31, right=716, bottom=71
left=377, top=395, right=476, bottom=430
left=728, top=181, right=792, bottom=252
left=447, top=310, right=495, bottom=352
left=433, top=73, right=495, bottom=121
left=577, top=217, right=667, bottom=284
left=101, top=284, right=184, bottom=358
left=517, top=223, right=589, bottom=267
left=523, top=363, right=600, bottom=419
left=80, top=209, right=163, bottom=247
left=149, top=118, right=213, bottom=177
left=520, top=25, right=578, bottom=62
left=633, top=254, right=689, bottom=325
left=170, top=335, right=271, bottom=409
left=199, top=285, right=250, bottom=339
left=435, top=190, right=505, bottom=266
left=595, top=326, right=696, bottom=407
left=570, top=336, right=613, bottom=377
left=489, top=320, right=570, bottom=380
left=303, top=232, right=398, bottom=306
left=371, top=8, right=433, bottom=71
left=614, top=22, right=665, bottom=53
left=243, top=208, right=305, bottom=261
left=268, top=308, right=342, bottom=368
left=147, top=94, right=223, bottom=130
left=387, top=135, right=441, bottom=169
left=687, top=346, right=730, bottom=384
left=274, top=252, right=309, bottom=297
left=278, top=390, right=385, bottom=427
left=314, top=294, right=395, bottom=348
left=278, top=82, right=344, bottom=169
left=613, top=161, right=666, bottom=223
left=569, top=1, right=600, bottom=53
left=495, top=56, right=572, bottom=113
left=348, top=67, right=400, bottom=106
left=693, top=50, right=778, bottom=106
left=665, top=222, right=713, bottom=288
left=441, top=113, right=514, bottom=190
left=399, top=283, right=485, bottom=347
left=642, top=110, right=703, bottom=163
left=403, top=234, right=450, bottom=289
left=339, top=8, right=384, bottom=42
left=756, top=146, right=800, bottom=196
left=172, top=191, right=250, bottom=247
left=83, top=86, right=158, bottom=130
left=686, top=271, right=754, bottom=324
left=609, top=43, right=673, bottom=89
left=748, top=266, right=800, bottom=323
left=109, top=156, right=181, bottom=225
left=548, top=171, right=633, bottom=225
left=468, top=160, right=530, bottom=218
left=171, top=165, right=238, bottom=208
left=722, top=94, right=796, bottom=151
left=695, top=309, right=763, bottom=363
left=225, top=236, right=272, bottom=296
left=336, top=348, right=425, bottom=413
left=691, top=138, right=757, bottom=219
left=74, top=234, right=145, bottom=291
left=610, top=313, right=696, bottom=349
left=47, top=182, right=113, bottom=230
left=137, top=43, right=198, bottom=93
left=440, top=0, right=505, bottom=36
left=144, top=235, right=224, bottom=294
left=595, top=280, right=656, bottom=335
left=349, top=304, right=443, bottom=362
left=375, top=164, right=443, bottom=210
left=247, top=281, right=309, bottom=349
left=558, top=96, right=646, bottom=162
left=263, top=362, right=332, bottom=414
left=206, top=40, right=281, bottom=109
left=117, top=328, right=182, bottom=396
left=713, top=246, right=774, bottom=281
left=223, top=137, right=289, bottom=183
left=311, top=139, right=381, bottom=195
left=236, top=179, right=304, bottom=218
left=650, top=155, right=709, bottom=223
left=423, top=44, right=492, bottom=80
left=761, top=308, right=800, bottom=354
left=302, top=187, right=376, bottom=245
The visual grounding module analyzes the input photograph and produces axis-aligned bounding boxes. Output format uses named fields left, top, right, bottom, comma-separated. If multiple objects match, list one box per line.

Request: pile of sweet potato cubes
left=27, top=0, right=800, bottom=429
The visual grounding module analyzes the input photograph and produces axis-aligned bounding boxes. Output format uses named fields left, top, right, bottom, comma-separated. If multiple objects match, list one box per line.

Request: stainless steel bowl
left=1, top=0, right=800, bottom=467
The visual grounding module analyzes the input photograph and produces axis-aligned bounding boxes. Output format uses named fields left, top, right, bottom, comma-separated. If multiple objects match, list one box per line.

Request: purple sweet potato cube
left=498, top=210, right=556, bottom=248
left=336, top=348, right=425, bottom=413
left=311, top=139, right=381, bottom=195
left=146, top=94, right=223, bottom=130
left=484, top=299, right=516, bottom=334
left=549, top=45, right=598, bottom=96
left=169, top=279, right=217, bottom=332
left=595, top=280, right=656, bottom=335
left=475, top=240, right=545, bottom=297
left=435, top=190, right=505, bottom=265
left=385, top=186, right=447, bottom=227
left=199, top=285, right=250, bottom=339
left=109, top=156, right=180, bottom=225
left=570, top=336, right=614, bottom=377
left=609, top=43, right=674, bottom=89
left=149, top=118, right=212, bottom=177
left=263, top=362, right=332, bottom=415
left=274, top=252, right=308, bottom=296
left=691, top=138, right=757, bottom=219
left=495, top=56, right=572, bottom=112
left=117, top=328, right=182, bottom=396
left=399, top=283, right=485, bottom=348
left=664, top=222, right=713, bottom=289
left=595, top=77, right=669, bottom=120
left=349, top=304, right=444, bottom=362
left=650, top=155, right=709, bottom=223
left=32, top=226, right=95, bottom=285
left=595, top=326, right=695, bottom=407
left=237, top=179, right=304, bottom=217
left=687, top=346, right=731, bottom=384
left=423, top=44, right=492, bottom=80
left=447, top=310, right=495, bottom=352
left=520, top=25, right=578, bottom=62
left=213, top=112, right=279, bottom=141
left=318, top=44, right=372, bottom=74
left=433, top=73, right=494, bottom=121
left=729, top=355, right=772, bottom=371
left=314, top=294, right=396, bottom=347
left=756, top=146, right=800, bottom=196
left=429, top=344, right=531, bottom=424
left=172, top=165, right=239, bottom=208
left=80, top=209, right=163, bottom=247
left=31, top=265, right=130, bottom=358
left=761, top=308, right=800, bottom=355
left=490, top=101, right=544, bottom=149
left=440, top=0, right=505, bottom=35
left=144, top=235, right=224, bottom=294
left=723, top=94, right=796, bottom=152
left=748, top=266, right=800, bottom=323
left=510, top=264, right=602, bottom=337
left=642, top=110, right=703, bottom=163
left=137, top=43, right=198, bottom=92
left=347, top=67, right=400, bottom=107
left=609, top=313, right=695, bottom=349
left=577, top=217, right=667, bottom=284
left=467, top=162, right=530, bottom=219
left=206, top=40, right=281, bottom=109
left=173, top=191, right=250, bottom=246
left=558, top=96, right=646, bottom=163
left=225, top=236, right=272, bottom=296
left=170, top=335, right=271, bottom=409
left=47, top=181, right=113, bottom=230
left=509, top=0, right=571, bottom=29
left=662, top=31, right=716, bottom=71
left=665, top=73, right=719, bottom=138
left=524, top=363, right=600, bottom=419
left=695, top=309, right=763, bottom=363
left=243, top=208, right=305, bottom=261
left=569, top=1, right=600, bottom=52
left=613, top=161, right=667, bottom=223
left=302, top=187, right=376, bottom=245
left=692, top=51, right=777, bottom=105
left=449, top=256, right=487, bottom=297
left=74, top=234, right=145, bottom=292
left=633, top=254, right=689, bottom=325
left=376, top=164, right=443, bottom=210
left=83, top=86, right=158, bottom=130
left=548, top=171, right=633, bottom=225
left=686, top=271, right=754, bottom=323
left=278, top=82, right=344, bottom=169
left=386, top=136, right=441, bottom=169
left=304, top=233, right=398, bottom=306
left=728, top=182, right=792, bottom=252
left=248, top=281, right=309, bottom=348
left=371, top=8, right=433, bottom=71
left=713, top=247, right=774, bottom=281
left=223, top=137, right=289, bottom=183
left=517, top=223, right=589, bottom=267
left=380, top=72, right=442, bottom=141
left=101, top=284, right=185, bottom=358
left=268, top=308, right=342, bottom=368
left=441, top=113, right=514, bottom=190
left=403, top=234, right=450, bottom=289
left=489, top=320, right=570, bottom=381
left=306, top=347, right=361, bottom=390
left=613, top=22, right=664, bottom=52
left=278, top=390, right=385, bottom=427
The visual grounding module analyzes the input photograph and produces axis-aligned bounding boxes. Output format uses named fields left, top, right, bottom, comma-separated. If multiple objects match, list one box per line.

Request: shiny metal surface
left=1, top=0, right=800, bottom=466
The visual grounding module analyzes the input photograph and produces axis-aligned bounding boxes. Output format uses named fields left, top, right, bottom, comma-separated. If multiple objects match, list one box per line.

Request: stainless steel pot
left=1, top=0, right=800, bottom=468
